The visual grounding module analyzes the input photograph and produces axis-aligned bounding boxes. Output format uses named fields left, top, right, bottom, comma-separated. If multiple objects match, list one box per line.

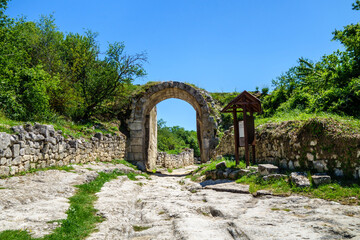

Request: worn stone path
left=88, top=166, right=360, bottom=240
left=0, top=164, right=360, bottom=239
left=0, top=162, right=136, bottom=238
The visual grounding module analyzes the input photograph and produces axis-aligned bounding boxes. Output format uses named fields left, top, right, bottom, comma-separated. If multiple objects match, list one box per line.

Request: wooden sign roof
left=221, top=90, right=262, bottom=113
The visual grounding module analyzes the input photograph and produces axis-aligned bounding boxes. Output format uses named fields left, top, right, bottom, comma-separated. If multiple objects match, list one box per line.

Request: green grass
left=0, top=170, right=140, bottom=240
left=235, top=175, right=360, bottom=205
left=194, top=157, right=249, bottom=176
left=132, top=225, right=151, bottom=232
left=108, top=159, right=138, bottom=170
left=167, top=168, right=173, bottom=173
left=0, top=112, right=119, bottom=139
left=255, top=109, right=360, bottom=134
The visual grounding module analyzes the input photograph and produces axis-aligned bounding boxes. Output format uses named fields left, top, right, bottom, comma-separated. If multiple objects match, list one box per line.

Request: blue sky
left=6, top=0, right=359, bottom=130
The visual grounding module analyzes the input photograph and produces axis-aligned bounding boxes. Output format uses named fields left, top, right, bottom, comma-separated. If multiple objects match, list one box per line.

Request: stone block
left=258, top=164, right=279, bottom=176
left=12, top=144, right=20, bottom=157
left=288, top=160, right=295, bottom=170
left=133, top=153, right=143, bottom=161
left=0, top=166, right=10, bottom=176
left=290, top=172, right=310, bottom=188
left=306, top=153, right=314, bottom=161
left=129, top=121, right=142, bottom=131
left=263, top=174, right=287, bottom=181
left=334, top=168, right=344, bottom=177
left=312, top=174, right=331, bottom=186
left=216, top=161, right=226, bottom=170
left=46, top=137, right=57, bottom=145
left=313, top=160, right=326, bottom=172
left=130, top=137, right=142, bottom=146
left=131, top=145, right=143, bottom=153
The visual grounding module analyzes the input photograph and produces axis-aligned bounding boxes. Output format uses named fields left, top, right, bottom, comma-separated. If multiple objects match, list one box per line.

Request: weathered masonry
left=0, top=123, right=125, bottom=176
left=126, top=81, right=219, bottom=170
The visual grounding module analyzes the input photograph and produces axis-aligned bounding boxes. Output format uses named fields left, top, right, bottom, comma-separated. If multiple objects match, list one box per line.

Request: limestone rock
left=252, top=190, right=272, bottom=197
left=215, top=161, right=226, bottom=170
left=258, top=164, right=278, bottom=176
left=0, top=132, right=11, bottom=151
left=263, top=174, right=287, bottom=181
left=312, top=174, right=331, bottom=186
left=290, top=172, right=310, bottom=187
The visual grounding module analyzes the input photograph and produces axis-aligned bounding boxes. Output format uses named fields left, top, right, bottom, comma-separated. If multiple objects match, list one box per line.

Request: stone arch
left=126, top=81, right=218, bottom=170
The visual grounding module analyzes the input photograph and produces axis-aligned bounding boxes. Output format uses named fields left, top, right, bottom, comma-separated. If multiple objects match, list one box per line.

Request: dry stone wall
left=215, top=119, right=360, bottom=179
left=156, top=149, right=194, bottom=169
left=0, top=123, right=126, bottom=177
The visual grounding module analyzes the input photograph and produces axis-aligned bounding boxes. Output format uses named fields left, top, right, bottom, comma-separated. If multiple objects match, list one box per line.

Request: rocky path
left=88, top=166, right=360, bottom=240
left=0, top=162, right=136, bottom=238
left=1, top=164, right=360, bottom=239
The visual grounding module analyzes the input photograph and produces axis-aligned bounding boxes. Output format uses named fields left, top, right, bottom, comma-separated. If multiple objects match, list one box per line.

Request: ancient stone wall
left=156, top=149, right=194, bottom=169
left=215, top=119, right=360, bottom=178
left=0, top=123, right=126, bottom=177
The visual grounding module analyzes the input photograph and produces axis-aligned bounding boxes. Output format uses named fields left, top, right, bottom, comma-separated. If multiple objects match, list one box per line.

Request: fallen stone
left=312, top=174, right=331, bottom=186
left=252, top=190, right=273, bottom=197
left=239, top=169, right=251, bottom=177
left=247, top=166, right=258, bottom=172
left=290, top=172, right=311, bottom=188
left=263, top=174, right=287, bottom=181
left=258, top=164, right=278, bottom=176
left=216, top=170, right=224, bottom=179
left=215, top=161, right=226, bottom=170
left=228, top=169, right=240, bottom=179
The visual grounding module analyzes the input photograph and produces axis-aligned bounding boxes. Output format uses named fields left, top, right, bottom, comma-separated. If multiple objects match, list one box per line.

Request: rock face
left=215, top=118, right=360, bottom=179
left=290, top=172, right=311, bottom=188
left=0, top=123, right=126, bottom=177
left=126, top=81, right=220, bottom=170
left=156, top=149, right=194, bottom=169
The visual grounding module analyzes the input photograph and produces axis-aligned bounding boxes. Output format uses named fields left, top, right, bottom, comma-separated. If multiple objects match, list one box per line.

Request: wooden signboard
left=239, top=115, right=255, bottom=147
left=221, top=91, right=261, bottom=167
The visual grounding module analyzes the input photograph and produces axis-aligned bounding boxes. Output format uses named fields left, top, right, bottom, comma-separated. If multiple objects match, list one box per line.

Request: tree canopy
left=261, top=2, right=360, bottom=118
left=0, top=2, right=147, bottom=121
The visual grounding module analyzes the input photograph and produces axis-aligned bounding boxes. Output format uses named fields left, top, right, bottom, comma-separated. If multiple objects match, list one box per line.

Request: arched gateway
left=126, top=81, right=218, bottom=170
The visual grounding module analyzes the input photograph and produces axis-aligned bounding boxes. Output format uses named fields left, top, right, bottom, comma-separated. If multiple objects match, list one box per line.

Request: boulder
left=258, top=164, right=279, bottom=176
left=290, top=172, right=311, bottom=188
left=312, top=174, right=331, bottom=186
left=215, top=161, right=226, bottom=170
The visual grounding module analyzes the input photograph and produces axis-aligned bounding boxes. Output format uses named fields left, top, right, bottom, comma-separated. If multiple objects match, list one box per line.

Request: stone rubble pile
left=203, top=162, right=332, bottom=188
left=0, top=123, right=126, bottom=177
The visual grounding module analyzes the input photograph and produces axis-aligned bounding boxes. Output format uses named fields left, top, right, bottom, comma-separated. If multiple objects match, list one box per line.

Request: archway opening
left=127, top=82, right=218, bottom=171
left=156, top=99, right=200, bottom=165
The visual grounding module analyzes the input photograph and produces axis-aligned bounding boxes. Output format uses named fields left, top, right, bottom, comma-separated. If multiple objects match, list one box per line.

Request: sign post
left=221, top=91, right=261, bottom=167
